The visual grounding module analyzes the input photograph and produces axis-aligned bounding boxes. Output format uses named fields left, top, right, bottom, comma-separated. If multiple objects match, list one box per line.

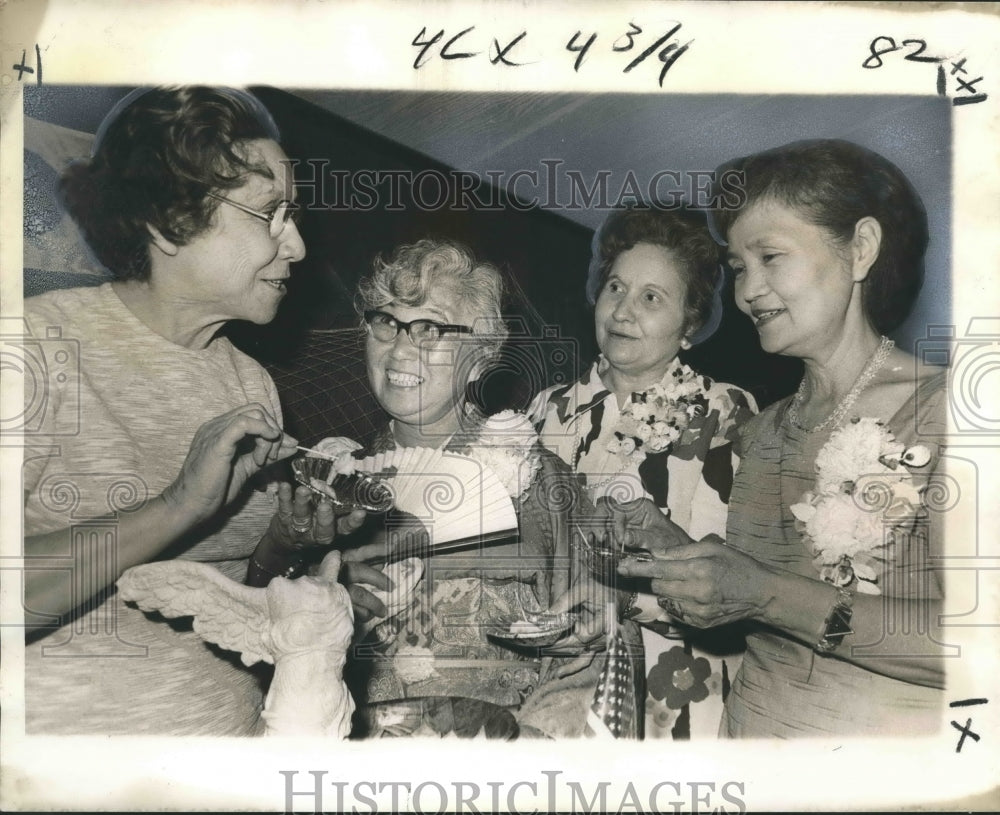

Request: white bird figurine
left=117, top=550, right=422, bottom=738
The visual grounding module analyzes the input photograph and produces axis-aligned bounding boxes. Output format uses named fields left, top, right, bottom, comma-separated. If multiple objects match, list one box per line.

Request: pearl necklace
left=786, top=335, right=894, bottom=433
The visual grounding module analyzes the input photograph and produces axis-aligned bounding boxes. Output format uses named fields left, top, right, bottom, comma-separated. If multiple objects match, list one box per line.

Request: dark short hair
left=59, top=86, right=281, bottom=281
left=712, top=139, right=928, bottom=334
left=592, top=205, right=721, bottom=338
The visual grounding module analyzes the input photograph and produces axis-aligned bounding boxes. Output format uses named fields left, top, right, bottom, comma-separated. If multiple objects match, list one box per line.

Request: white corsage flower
left=606, top=364, right=711, bottom=467
left=794, top=418, right=932, bottom=596
left=814, top=418, right=902, bottom=494
left=479, top=410, right=538, bottom=448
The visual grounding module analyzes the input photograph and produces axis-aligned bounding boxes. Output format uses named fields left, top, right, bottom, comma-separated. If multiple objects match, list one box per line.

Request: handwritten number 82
left=863, top=36, right=942, bottom=69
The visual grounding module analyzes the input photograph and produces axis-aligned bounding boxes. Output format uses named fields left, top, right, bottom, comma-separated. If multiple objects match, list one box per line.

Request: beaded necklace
left=786, top=335, right=894, bottom=433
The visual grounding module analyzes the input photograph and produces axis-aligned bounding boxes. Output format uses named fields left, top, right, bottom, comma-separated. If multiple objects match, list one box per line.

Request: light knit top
left=23, top=283, right=281, bottom=735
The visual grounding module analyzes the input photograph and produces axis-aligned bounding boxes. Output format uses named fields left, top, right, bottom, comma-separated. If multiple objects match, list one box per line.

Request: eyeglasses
left=364, top=309, right=474, bottom=346
left=206, top=191, right=300, bottom=239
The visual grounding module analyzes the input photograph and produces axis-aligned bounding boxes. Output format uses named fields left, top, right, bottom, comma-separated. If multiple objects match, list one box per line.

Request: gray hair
left=355, top=239, right=508, bottom=360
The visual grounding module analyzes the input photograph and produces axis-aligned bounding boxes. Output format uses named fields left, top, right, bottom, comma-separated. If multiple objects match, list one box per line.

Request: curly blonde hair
left=355, top=239, right=509, bottom=360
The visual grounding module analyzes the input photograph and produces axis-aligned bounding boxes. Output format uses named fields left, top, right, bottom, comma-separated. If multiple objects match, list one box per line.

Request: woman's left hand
left=269, top=482, right=367, bottom=549
left=618, top=538, right=770, bottom=628
left=248, top=484, right=367, bottom=586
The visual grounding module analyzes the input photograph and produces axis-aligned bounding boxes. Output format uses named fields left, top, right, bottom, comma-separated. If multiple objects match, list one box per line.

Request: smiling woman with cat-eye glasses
left=300, top=238, right=598, bottom=738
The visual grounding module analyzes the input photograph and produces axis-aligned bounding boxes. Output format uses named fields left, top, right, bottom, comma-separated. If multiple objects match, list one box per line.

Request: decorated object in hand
left=292, top=456, right=394, bottom=513
left=487, top=611, right=578, bottom=649
left=573, top=528, right=653, bottom=579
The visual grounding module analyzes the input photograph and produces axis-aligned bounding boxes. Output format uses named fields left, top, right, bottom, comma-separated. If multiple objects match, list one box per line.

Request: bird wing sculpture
left=116, top=550, right=382, bottom=738
left=117, top=558, right=275, bottom=666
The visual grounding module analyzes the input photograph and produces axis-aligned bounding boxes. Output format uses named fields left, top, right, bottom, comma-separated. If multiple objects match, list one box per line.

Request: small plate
left=291, top=456, right=394, bottom=513
left=486, top=611, right=578, bottom=649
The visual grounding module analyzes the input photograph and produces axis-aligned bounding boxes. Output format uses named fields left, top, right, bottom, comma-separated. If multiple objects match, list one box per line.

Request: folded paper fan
left=354, top=447, right=518, bottom=549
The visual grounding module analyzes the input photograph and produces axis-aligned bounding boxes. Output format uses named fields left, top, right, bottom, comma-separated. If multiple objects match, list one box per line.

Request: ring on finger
left=658, top=597, right=685, bottom=620
left=291, top=518, right=312, bottom=534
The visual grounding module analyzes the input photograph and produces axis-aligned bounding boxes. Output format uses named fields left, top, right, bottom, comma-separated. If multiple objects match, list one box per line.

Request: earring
left=680, top=337, right=692, bottom=351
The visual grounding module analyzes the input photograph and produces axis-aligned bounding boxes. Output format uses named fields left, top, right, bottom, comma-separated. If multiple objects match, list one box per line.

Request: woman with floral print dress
left=532, top=205, right=756, bottom=739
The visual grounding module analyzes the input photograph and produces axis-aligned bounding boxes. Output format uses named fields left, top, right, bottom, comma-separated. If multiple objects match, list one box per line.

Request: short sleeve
left=888, top=371, right=949, bottom=601
left=263, top=368, right=284, bottom=427
left=21, top=300, right=76, bottom=497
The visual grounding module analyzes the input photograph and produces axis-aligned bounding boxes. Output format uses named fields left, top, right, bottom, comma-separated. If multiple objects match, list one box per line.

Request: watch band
left=814, top=587, right=855, bottom=655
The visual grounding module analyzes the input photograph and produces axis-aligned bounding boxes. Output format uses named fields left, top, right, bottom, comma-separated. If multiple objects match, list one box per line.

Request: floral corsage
left=464, top=410, right=542, bottom=502
left=607, top=363, right=710, bottom=465
left=790, top=417, right=932, bottom=595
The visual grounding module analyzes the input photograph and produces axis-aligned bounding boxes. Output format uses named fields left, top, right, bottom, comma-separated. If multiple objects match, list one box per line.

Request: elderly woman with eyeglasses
left=23, top=86, right=362, bottom=736
left=321, top=238, right=597, bottom=738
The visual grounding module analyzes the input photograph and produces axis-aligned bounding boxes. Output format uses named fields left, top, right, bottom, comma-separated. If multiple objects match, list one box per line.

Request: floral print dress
left=533, top=356, right=757, bottom=739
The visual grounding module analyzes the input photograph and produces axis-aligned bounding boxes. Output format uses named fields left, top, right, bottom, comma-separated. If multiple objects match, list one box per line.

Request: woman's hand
left=162, top=403, right=298, bottom=526
left=546, top=575, right=613, bottom=651
left=269, top=482, right=367, bottom=549
left=539, top=529, right=620, bottom=678
left=601, top=496, right=696, bottom=555
left=618, top=538, right=771, bottom=628
left=606, top=496, right=770, bottom=627
left=338, top=510, right=427, bottom=625
left=339, top=561, right=392, bottom=626
left=247, top=483, right=367, bottom=586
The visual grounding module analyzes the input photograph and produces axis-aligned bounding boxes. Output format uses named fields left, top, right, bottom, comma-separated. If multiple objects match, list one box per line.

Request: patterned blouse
left=532, top=356, right=757, bottom=739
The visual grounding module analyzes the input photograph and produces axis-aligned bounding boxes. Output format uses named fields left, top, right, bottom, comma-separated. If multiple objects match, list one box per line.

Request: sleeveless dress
left=533, top=356, right=757, bottom=739
left=722, top=370, right=949, bottom=738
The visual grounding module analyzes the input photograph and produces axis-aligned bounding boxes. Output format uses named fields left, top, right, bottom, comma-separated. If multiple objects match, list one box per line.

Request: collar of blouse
left=554, top=355, right=696, bottom=425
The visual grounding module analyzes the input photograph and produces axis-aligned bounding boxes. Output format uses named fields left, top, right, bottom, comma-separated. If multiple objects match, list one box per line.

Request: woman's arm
left=619, top=528, right=945, bottom=689
left=25, top=403, right=296, bottom=630
left=753, top=559, right=944, bottom=688
left=246, top=483, right=334, bottom=587
left=26, top=494, right=206, bottom=631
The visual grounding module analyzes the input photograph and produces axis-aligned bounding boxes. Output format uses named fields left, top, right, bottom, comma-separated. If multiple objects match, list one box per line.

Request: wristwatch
left=814, top=587, right=855, bottom=655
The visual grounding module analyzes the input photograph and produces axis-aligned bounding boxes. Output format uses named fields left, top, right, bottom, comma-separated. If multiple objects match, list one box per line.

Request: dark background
left=23, top=86, right=951, bottom=443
